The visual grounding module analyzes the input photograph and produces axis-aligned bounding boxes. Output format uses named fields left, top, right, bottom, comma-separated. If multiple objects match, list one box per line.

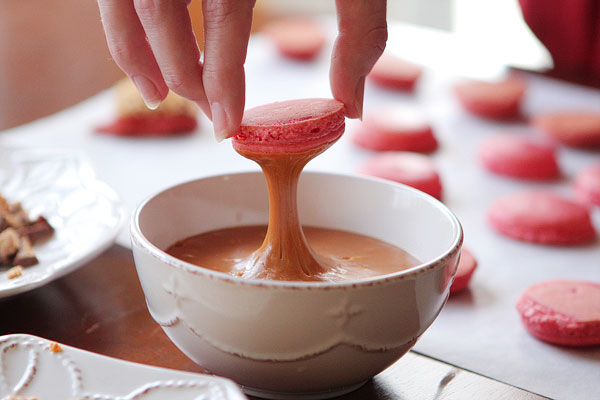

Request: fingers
left=202, top=0, right=255, bottom=141
left=331, top=0, right=388, bottom=119
left=98, top=0, right=168, bottom=109
left=134, top=0, right=210, bottom=116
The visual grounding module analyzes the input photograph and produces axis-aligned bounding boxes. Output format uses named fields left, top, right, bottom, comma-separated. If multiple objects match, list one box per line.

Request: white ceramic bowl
left=131, top=172, right=462, bottom=399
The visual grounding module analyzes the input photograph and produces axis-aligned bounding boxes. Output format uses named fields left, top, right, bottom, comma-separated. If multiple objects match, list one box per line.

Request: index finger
left=134, top=0, right=210, bottom=115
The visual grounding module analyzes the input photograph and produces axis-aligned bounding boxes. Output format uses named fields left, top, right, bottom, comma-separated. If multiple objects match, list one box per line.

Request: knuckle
left=365, top=24, right=388, bottom=53
left=108, top=39, right=137, bottom=69
left=163, top=70, right=202, bottom=101
left=163, top=73, right=187, bottom=94
left=202, top=0, right=254, bottom=24
left=133, top=0, right=160, bottom=15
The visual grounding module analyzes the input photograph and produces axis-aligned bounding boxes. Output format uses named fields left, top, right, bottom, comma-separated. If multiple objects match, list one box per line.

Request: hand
left=97, top=0, right=387, bottom=141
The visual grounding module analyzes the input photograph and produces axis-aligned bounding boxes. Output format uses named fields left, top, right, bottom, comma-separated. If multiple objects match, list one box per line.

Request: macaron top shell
left=233, top=98, right=345, bottom=154
left=533, top=111, right=600, bottom=148
left=455, top=79, right=525, bottom=103
left=490, top=191, right=590, bottom=228
left=363, top=108, right=431, bottom=134
left=523, top=280, right=600, bottom=322
left=478, top=134, right=559, bottom=180
left=369, top=54, right=422, bottom=90
left=575, top=163, right=600, bottom=205
left=264, top=19, right=326, bottom=60
left=488, top=190, right=596, bottom=245
left=358, top=152, right=437, bottom=182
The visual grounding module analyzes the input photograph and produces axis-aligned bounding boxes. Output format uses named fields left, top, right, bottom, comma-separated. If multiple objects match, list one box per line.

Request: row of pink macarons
left=264, top=24, right=600, bottom=347
left=350, top=61, right=600, bottom=348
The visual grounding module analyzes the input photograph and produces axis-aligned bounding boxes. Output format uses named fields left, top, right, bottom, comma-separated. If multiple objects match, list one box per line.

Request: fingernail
left=353, top=76, right=366, bottom=120
left=132, top=75, right=161, bottom=110
left=210, top=102, right=229, bottom=142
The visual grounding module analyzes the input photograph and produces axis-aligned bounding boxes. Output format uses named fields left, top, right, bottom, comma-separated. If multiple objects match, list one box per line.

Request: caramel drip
left=234, top=145, right=331, bottom=281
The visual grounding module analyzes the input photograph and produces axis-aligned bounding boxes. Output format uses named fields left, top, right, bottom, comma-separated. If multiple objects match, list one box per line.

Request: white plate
left=0, top=334, right=247, bottom=399
left=0, top=147, right=125, bottom=299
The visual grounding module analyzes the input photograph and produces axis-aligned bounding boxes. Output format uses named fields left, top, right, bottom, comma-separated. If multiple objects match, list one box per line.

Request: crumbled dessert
left=96, top=78, right=199, bottom=137
left=6, top=265, right=23, bottom=280
left=0, top=195, right=54, bottom=269
left=48, top=342, right=62, bottom=353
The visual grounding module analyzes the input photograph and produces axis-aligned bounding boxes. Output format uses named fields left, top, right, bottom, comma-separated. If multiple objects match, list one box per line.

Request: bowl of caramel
left=131, top=171, right=462, bottom=399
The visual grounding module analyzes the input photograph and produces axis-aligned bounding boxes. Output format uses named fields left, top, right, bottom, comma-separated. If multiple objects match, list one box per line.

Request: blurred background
left=0, top=0, right=549, bottom=131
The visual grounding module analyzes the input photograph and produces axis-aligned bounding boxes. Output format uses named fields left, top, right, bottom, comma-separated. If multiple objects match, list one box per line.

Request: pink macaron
left=264, top=19, right=326, bottom=61
left=478, top=134, right=560, bottom=180
left=574, top=163, right=600, bottom=207
left=532, top=111, right=600, bottom=148
left=353, top=108, right=438, bottom=153
left=233, top=98, right=345, bottom=154
left=358, top=152, right=442, bottom=199
left=450, top=247, right=478, bottom=294
left=455, top=79, right=525, bottom=120
left=368, top=54, right=422, bottom=92
left=488, top=191, right=596, bottom=245
left=517, top=280, right=600, bottom=346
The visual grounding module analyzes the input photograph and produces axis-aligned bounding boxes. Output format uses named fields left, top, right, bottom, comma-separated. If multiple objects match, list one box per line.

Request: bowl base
left=241, top=380, right=368, bottom=400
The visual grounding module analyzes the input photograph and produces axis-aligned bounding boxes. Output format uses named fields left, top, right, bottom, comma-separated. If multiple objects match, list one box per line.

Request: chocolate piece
left=18, top=216, right=54, bottom=243
left=13, top=237, right=38, bottom=267
left=0, top=228, right=20, bottom=265
left=0, top=194, right=54, bottom=268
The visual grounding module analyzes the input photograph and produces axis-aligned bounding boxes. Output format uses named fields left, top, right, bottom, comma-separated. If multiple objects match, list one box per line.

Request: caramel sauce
left=167, top=225, right=419, bottom=282
left=166, top=142, right=419, bottom=282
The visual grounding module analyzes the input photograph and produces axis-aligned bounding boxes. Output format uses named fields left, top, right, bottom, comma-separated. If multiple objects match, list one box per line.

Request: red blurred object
left=519, top=0, right=600, bottom=84
left=96, top=115, right=197, bottom=137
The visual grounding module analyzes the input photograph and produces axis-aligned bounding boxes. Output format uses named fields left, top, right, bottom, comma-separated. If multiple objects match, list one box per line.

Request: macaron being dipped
left=233, top=99, right=345, bottom=154
left=369, top=54, right=423, bottom=92
left=450, top=248, right=478, bottom=294
left=358, top=152, right=442, bottom=199
left=488, top=191, right=596, bottom=245
left=478, top=134, right=560, bottom=180
left=574, top=163, right=600, bottom=207
left=532, top=111, right=600, bottom=148
left=454, top=79, right=525, bottom=120
left=517, top=280, right=600, bottom=346
left=353, top=108, right=438, bottom=153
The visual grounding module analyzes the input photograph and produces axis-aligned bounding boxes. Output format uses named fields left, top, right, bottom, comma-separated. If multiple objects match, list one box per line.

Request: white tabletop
left=2, top=22, right=599, bottom=400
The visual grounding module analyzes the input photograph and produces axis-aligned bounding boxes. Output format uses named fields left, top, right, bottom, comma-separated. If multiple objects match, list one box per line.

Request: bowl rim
left=130, top=170, right=463, bottom=289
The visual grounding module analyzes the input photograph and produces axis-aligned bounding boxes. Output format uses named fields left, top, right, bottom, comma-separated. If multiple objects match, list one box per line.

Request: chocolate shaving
left=13, top=237, right=38, bottom=267
left=18, top=216, right=54, bottom=244
left=0, top=195, right=53, bottom=268
left=0, top=228, right=20, bottom=265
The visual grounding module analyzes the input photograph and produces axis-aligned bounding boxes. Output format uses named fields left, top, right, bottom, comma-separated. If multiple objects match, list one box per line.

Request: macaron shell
left=96, top=115, right=197, bottom=137
left=488, top=191, right=596, bottom=245
left=353, top=109, right=438, bottom=153
left=574, top=164, right=600, bottom=206
left=369, top=54, right=422, bottom=91
left=455, top=79, right=525, bottom=119
left=233, top=98, right=345, bottom=154
left=265, top=19, right=325, bottom=61
left=478, top=135, right=560, bottom=180
left=517, top=280, right=600, bottom=346
left=532, top=111, right=600, bottom=148
left=358, top=152, right=442, bottom=199
left=450, top=248, right=478, bottom=294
